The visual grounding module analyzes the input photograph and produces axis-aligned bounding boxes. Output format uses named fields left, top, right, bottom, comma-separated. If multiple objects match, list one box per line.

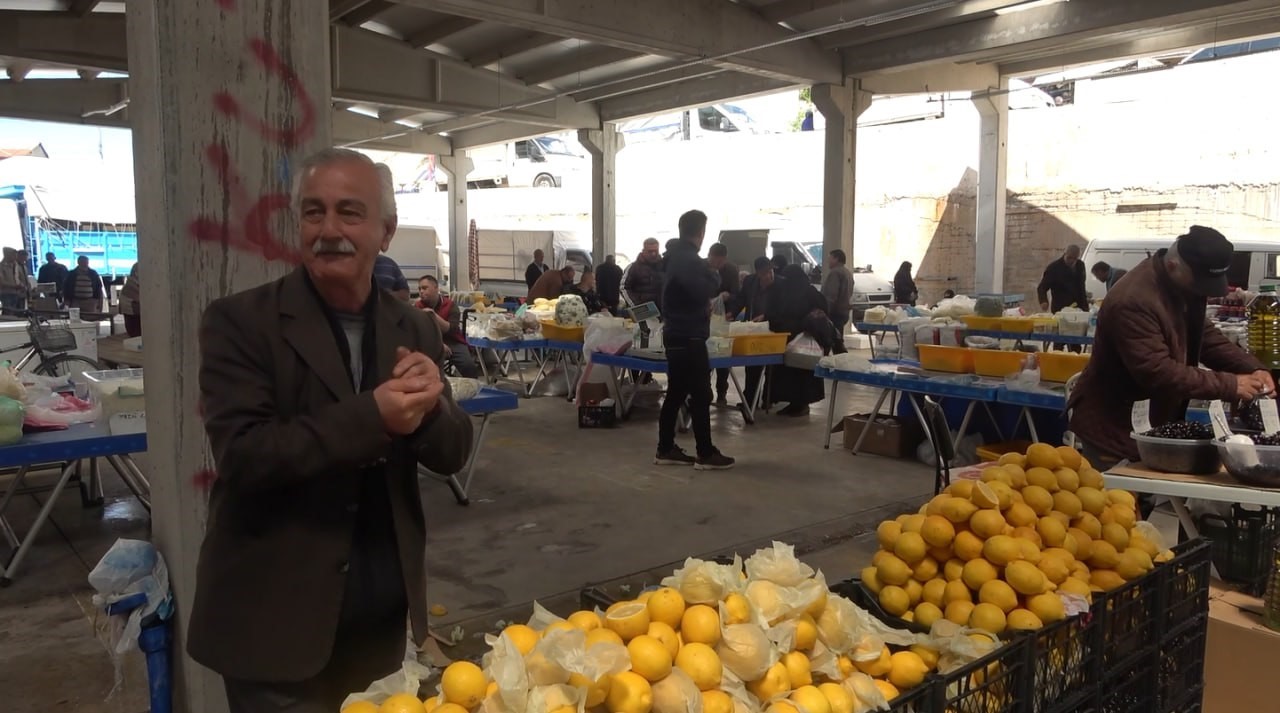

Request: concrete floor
left=0, top=353, right=936, bottom=713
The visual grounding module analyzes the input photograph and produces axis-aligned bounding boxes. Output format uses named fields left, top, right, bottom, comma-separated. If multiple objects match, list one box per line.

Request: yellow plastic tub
left=1039, top=351, right=1090, bottom=382
left=961, top=315, right=1003, bottom=331
left=917, top=345, right=975, bottom=373
left=539, top=320, right=585, bottom=342
left=731, top=332, right=789, bottom=356
left=971, top=349, right=1029, bottom=378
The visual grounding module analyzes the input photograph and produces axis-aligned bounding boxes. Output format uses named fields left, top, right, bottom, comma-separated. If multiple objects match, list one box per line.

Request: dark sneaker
left=695, top=451, right=735, bottom=470
left=654, top=447, right=695, bottom=466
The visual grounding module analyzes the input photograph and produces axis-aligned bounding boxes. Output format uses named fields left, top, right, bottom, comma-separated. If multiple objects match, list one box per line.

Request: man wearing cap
left=1068, top=226, right=1273, bottom=467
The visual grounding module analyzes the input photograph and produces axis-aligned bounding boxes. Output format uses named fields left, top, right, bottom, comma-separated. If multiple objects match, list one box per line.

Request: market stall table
left=853, top=322, right=1094, bottom=358
left=995, top=388, right=1066, bottom=443
left=95, top=333, right=144, bottom=368
left=536, top=339, right=585, bottom=401
left=469, top=337, right=548, bottom=397
left=816, top=365, right=1001, bottom=455
left=0, top=424, right=148, bottom=584
left=420, top=386, right=519, bottom=506
left=589, top=351, right=783, bottom=424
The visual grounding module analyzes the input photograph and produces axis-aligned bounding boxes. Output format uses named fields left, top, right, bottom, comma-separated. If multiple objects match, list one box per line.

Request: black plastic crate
left=1024, top=610, right=1099, bottom=713
left=1198, top=505, right=1278, bottom=595
left=577, top=404, right=617, bottom=428
left=931, top=635, right=1029, bottom=713
left=1159, top=538, right=1212, bottom=632
left=1156, top=615, right=1207, bottom=713
left=830, top=578, right=930, bottom=634
left=886, top=678, right=932, bottom=712
left=1096, top=653, right=1156, bottom=713
left=1093, top=572, right=1160, bottom=670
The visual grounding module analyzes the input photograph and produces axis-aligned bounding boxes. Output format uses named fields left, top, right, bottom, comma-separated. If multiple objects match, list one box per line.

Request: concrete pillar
left=577, top=126, right=624, bottom=265
left=812, top=80, right=872, bottom=265
left=974, top=78, right=1010, bottom=293
left=437, top=153, right=473, bottom=291
left=125, top=1, right=330, bottom=711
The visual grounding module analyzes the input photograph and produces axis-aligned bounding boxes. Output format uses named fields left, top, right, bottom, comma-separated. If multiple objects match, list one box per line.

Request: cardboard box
left=841, top=413, right=924, bottom=458
left=1204, top=584, right=1280, bottom=713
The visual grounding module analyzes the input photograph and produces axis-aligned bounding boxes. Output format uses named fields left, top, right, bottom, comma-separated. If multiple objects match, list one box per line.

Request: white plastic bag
left=661, top=556, right=745, bottom=604
left=88, top=539, right=172, bottom=655
left=341, top=661, right=435, bottom=711
left=716, top=623, right=777, bottom=681
left=785, top=334, right=823, bottom=357
left=710, top=297, right=731, bottom=338
left=744, top=542, right=814, bottom=586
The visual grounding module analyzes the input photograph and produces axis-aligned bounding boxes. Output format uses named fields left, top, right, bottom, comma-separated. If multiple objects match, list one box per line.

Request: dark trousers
left=447, top=341, right=480, bottom=378
left=659, top=337, right=714, bottom=457
left=743, top=366, right=767, bottom=408
left=715, top=368, right=730, bottom=399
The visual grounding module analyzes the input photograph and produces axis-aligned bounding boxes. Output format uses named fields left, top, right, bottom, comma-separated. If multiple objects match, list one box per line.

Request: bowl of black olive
left=1131, top=421, right=1221, bottom=474
left=1215, top=432, right=1280, bottom=488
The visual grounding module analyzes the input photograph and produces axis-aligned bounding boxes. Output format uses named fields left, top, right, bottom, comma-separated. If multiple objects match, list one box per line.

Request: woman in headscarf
left=893, top=261, right=917, bottom=305
left=766, top=264, right=830, bottom=416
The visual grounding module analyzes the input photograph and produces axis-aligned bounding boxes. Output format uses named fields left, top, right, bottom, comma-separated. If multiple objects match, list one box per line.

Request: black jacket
left=735, top=274, right=775, bottom=320
left=1037, top=257, right=1088, bottom=312
left=525, top=262, right=548, bottom=289
left=64, top=266, right=104, bottom=301
left=597, top=262, right=623, bottom=308
left=661, top=239, right=720, bottom=340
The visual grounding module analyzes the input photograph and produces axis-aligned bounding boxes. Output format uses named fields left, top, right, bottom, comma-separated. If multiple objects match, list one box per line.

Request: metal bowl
left=1131, top=432, right=1221, bottom=474
left=1214, top=439, right=1280, bottom=488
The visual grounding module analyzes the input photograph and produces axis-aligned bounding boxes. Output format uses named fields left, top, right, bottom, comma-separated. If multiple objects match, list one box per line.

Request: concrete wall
left=394, top=56, right=1280, bottom=304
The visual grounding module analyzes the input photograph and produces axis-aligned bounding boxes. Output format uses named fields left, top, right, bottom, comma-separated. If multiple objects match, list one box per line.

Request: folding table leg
left=449, top=414, right=492, bottom=506
left=0, top=465, right=30, bottom=522
left=728, top=369, right=755, bottom=425
left=956, top=401, right=978, bottom=444
left=80, top=458, right=104, bottom=508
left=1, top=460, right=78, bottom=586
left=823, top=380, right=840, bottom=448
left=105, top=455, right=151, bottom=512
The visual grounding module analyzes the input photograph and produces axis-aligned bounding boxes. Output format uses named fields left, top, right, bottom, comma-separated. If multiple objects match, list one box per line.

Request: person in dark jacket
left=63, top=255, right=104, bottom=313
left=36, top=252, right=68, bottom=302
left=525, top=249, right=550, bottom=289
left=1037, top=245, right=1088, bottom=312
left=596, top=255, right=624, bottom=313
left=734, top=257, right=778, bottom=414
left=767, top=264, right=829, bottom=416
left=893, top=261, right=917, bottom=305
left=624, top=238, right=664, bottom=309
left=1090, top=261, right=1128, bottom=293
left=655, top=210, right=733, bottom=470
left=707, top=243, right=740, bottom=406
left=561, top=269, right=607, bottom=314
left=1068, top=226, right=1271, bottom=466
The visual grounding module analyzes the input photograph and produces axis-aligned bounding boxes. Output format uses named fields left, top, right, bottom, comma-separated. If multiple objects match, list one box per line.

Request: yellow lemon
left=675, top=642, right=723, bottom=691
left=890, top=650, right=931, bottom=691
left=645, top=588, right=686, bottom=629
left=781, top=650, right=812, bottom=687
left=836, top=655, right=856, bottom=679
left=1057, top=577, right=1093, bottom=602
left=969, top=509, right=1007, bottom=539
left=818, top=682, right=855, bottom=713
left=921, top=515, right=957, bottom=548
left=860, top=566, right=883, bottom=594
left=795, top=614, right=818, bottom=651
left=853, top=645, right=892, bottom=677
left=1075, top=487, right=1107, bottom=516
left=982, top=535, right=1021, bottom=567
left=1052, top=491, right=1083, bottom=519
left=587, top=628, right=625, bottom=648
left=1067, top=528, right=1095, bottom=561
left=981, top=466, right=1013, bottom=486
left=1116, top=548, right=1154, bottom=580
left=750, top=661, right=794, bottom=700
left=941, top=498, right=979, bottom=524
left=1073, top=512, right=1103, bottom=539
left=877, top=520, right=903, bottom=550
left=953, top=531, right=986, bottom=561
left=1090, top=569, right=1126, bottom=591
left=1017, top=538, right=1042, bottom=564
left=914, top=601, right=943, bottom=629
left=910, top=644, right=939, bottom=670
left=724, top=592, right=753, bottom=625
left=544, top=621, right=579, bottom=637
left=967, top=602, right=1007, bottom=635
left=1108, top=504, right=1137, bottom=530
left=962, top=558, right=1000, bottom=590
left=978, top=579, right=1018, bottom=613
left=1005, top=560, right=1049, bottom=596
left=627, top=635, right=674, bottom=682
left=1011, top=526, right=1043, bottom=547
left=1026, top=592, right=1066, bottom=623
left=647, top=621, right=681, bottom=659
left=1022, top=485, right=1055, bottom=516
left=1005, top=502, right=1039, bottom=528
left=902, top=513, right=927, bottom=533
left=680, top=604, right=722, bottom=646
left=606, top=671, right=654, bottom=713
left=943, top=579, right=972, bottom=605
left=569, top=672, right=614, bottom=707
left=894, top=531, right=928, bottom=565
left=702, top=691, right=734, bottom=713
left=923, top=577, right=948, bottom=607
left=502, top=624, right=540, bottom=655
left=1026, top=443, right=1064, bottom=470
left=791, top=685, right=831, bottom=713
left=1036, top=517, right=1068, bottom=548
left=1007, top=608, right=1044, bottom=631
left=1055, top=467, right=1081, bottom=493
left=876, top=553, right=913, bottom=586
left=424, top=697, right=442, bottom=713
left=1101, top=523, right=1131, bottom=552
left=986, top=481, right=1015, bottom=510
left=605, top=602, right=652, bottom=642
left=944, top=558, right=966, bottom=582
left=998, top=452, right=1025, bottom=467
left=947, top=480, right=976, bottom=499
left=431, top=704, right=469, bottom=713
left=1037, top=556, right=1071, bottom=585
left=912, top=556, right=940, bottom=583
left=1078, top=467, right=1104, bottom=489
left=1107, top=489, right=1137, bottom=508
left=874, top=679, right=900, bottom=702
left=343, top=702, right=378, bottom=713
left=767, top=703, right=801, bottom=713
left=379, top=696, right=424, bottom=713
left=1056, top=446, right=1083, bottom=471
left=568, top=610, right=602, bottom=632
left=945, top=600, right=975, bottom=625
left=441, top=661, right=487, bottom=708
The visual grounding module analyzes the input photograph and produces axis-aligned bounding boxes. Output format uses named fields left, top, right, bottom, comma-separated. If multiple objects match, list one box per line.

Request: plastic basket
left=1098, top=653, right=1156, bottom=713
left=1159, top=539, right=1212, bottom=632
left=885, top=678, right=932, bottom=712
left=577, top=405, right=616, bottom=428
left=28, top=321, right=78, bottom=353
left=1157, top=615, right=1207, bottom=713
left=831, top=578, right=929, bottom=634
left=1025, top=612, right=1100, bottom=713
left=962, top=315, right=1004, bottom=331
left=1197, top=505, right=1280, bottom=594
left=1038, top=352, right=1089, bottom=382
left=917, top=345, right=975, bottom=373
left=539, top=320, right=585, bottom=342
left=971, top=349, right=1029, bottom=378
left=1094, top=566, right=1162, bottom=671
left=932, top=635, right=1028, bottom=713
left=998, top=317, right=1036, bottom=334
left=731, top=332, right=788, bottom=355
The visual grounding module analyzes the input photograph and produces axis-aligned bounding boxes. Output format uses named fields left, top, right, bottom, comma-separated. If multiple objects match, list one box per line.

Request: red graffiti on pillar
left=192, top=468, right=218, bottom=492
left=187, top=26, right=316, bottom=264
left=215, top=0, right=235, bottom=10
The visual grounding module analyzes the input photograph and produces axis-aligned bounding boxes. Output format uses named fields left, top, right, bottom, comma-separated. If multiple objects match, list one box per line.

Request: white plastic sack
left=716, top=623, right=777, bottom=681
left=661, top=556, right=745, bottom=604
left=341, top=661, right=435, bottom=711
left=785, top=335, right=823, bottom=357
left=728, top=321, right=772, bottom=336
left=744, top=542, right=814, bottom=586
left=88, top=539, right=172, bottom=655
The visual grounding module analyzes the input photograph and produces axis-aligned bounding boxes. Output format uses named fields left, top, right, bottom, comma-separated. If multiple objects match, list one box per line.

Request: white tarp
left=0, top=156, right=136, bottom=225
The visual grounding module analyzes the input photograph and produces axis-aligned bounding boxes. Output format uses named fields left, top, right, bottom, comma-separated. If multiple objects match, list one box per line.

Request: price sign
left=1260, top=399, right=1280, bottom=435
left=1130, top=400, right=1152, bottom=435
left=1208, top=401, right=1231, bottom=440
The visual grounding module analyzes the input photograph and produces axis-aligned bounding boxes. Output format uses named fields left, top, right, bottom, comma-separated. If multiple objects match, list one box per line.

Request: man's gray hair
left=291, top=147, right=397, bottom=220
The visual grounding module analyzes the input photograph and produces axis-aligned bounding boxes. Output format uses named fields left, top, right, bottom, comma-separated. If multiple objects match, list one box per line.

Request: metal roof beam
left=857, top=62, right=997, bottom=93
left=405, top=17, right=481, bottom=48
left=999, top=16, right=1280, bottom=75
left=449, top=121, right=566, bottom=150
left=758, top=0, right=856, bottom=23
left=820, top=0, right=1025, bottom=49
left=394, top=0, right=843, bottom=84
left=520, top=46, right=636, bottom=85
left=466, top=33, right=561, bottom=68
left=331, top=25, right=599, bottom=129
left=0, top=77, right=129, bottom=127
left=572, top=64, right=726, bottom=103
left=842, top=0, right=1280, bottom=74
left=332, top=110, right=453, bottom=155
left=0, top=10, right=127, bottom=72
left=338, top=0, right=394, bottom=27
left=597, top=72, right=796, bottom=122
left=67, top=0, right=99, bottom=16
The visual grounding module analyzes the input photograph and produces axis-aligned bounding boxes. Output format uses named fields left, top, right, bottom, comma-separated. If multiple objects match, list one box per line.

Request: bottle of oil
left=1249, top=285, right=1280, bottom=369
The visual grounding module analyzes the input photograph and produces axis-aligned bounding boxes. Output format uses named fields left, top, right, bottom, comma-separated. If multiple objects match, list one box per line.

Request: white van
left=1082, top=234, right=1280, bottom=299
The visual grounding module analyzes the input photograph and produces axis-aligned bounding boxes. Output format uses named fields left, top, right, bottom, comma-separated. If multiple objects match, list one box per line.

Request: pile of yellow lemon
left=863, top=443, right=1174, bottom=637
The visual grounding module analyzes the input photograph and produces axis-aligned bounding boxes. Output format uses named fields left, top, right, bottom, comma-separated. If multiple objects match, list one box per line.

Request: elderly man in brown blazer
left=189, top=148, right=474, bottom=713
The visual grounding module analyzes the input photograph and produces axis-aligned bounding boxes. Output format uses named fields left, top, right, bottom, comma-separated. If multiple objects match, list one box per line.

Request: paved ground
left=0, top=352, right=935, bottom=713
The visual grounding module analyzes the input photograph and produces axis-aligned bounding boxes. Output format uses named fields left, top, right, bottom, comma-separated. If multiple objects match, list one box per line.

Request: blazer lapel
left=375, top=291, right=412, bottom=384
left=280, top=269, right=355, bottom=399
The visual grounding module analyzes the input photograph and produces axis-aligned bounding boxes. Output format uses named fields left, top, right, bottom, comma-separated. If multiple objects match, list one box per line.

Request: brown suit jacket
left=528, top=269, right=566, bottom=302
left=187, top=268, right=473, bottom=682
